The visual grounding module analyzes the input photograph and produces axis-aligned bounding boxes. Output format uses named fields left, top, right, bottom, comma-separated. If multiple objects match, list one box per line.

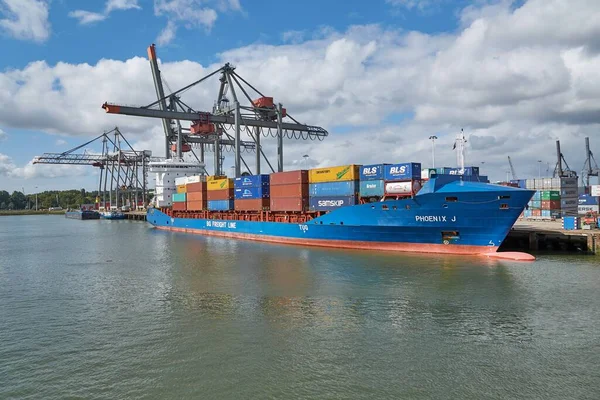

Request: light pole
left=537, top=160, right=542, bottom=178
left=35, top=186, right=38, bottom=211
left=230, top=165, right=235, bottom=178
left=302, top=154, right=309, bottom=169
left=428, top=135, right=438, bottom=168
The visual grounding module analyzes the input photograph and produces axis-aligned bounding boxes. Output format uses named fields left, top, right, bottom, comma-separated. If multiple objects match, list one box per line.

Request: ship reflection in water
left=159, top=230, right=533, bottom=343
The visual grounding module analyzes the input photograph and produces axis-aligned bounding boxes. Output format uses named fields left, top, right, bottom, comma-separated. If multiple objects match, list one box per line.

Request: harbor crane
left=552, top=140, right=577, bottom=179
left=582, top=137, right=599, bottom=186
left=507, top=156, right=518, bottom=180
left=33, top=127, right=153, bottom=210
left=102, top=44, right=329, bottom=177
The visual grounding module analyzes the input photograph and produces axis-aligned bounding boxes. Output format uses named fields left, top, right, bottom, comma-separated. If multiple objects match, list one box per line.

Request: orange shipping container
left=207, top=188, right=234, bottom=201
left=187, top=191, right=206, bottom=201
left=186, top=182, right=207, bottom=193
left=187, top=200, right=207, bottom=211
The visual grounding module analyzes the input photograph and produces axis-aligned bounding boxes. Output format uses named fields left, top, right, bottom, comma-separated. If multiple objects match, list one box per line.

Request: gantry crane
left=553, top=140, right=577, bottom=178
left=582, top=137, right=599, bottom=186
left=102, top=44, right=329, bottom=177
left=33, top=127, right=153, bottom=209
left=507, top=156, right=518, bottom=180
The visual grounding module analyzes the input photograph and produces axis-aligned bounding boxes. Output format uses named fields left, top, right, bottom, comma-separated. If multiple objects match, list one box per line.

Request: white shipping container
left=543, top=178, right=553, bottom=189
left=525, top=179, right=535, bottom=189
left=592, top=185, right=600, bottom=197
left=385, top=181, right=420, bottom=195
left=421, top=169, right=429, bottom=180
left=175, top=177, right=187, bottom=186
left=578, top=205, right=600, bottom=214
left=186, top=175, right=204, bottom=184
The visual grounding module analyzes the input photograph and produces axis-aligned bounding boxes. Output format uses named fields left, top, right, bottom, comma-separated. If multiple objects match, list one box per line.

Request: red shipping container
left=270, top=183, right=308, bottom=198
left=270, top=197, right=308, bottom=212
left=270, top=170, right=308, bottom=186
left=252, top=96, right=274, bottom=108
left=187, top=182, right=207, bottom=192
left=532, top=209, right=542, bottom=217
left=187, top=191, right=206, bottom=201
left=549, top=200, right=561, bottom=210
left=207, top=188, right=234, bottom=201
left=187, top=200, right=206, bottom=211
left=173, top=202, right=187, bottom=211
left=234, top=198, right=269, bottom=211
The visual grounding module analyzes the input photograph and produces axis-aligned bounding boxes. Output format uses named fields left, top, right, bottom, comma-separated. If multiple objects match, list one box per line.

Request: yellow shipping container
left=207, top=178, right=233, bottom=191
left=207, top=175, right=227, bottom=182
left=309, top=164, right=360, bottom=183
left=176, top=184, right=187, bottom=193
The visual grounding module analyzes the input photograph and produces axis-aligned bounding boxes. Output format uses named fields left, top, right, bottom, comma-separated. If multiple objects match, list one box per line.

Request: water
left=1, top=216, right=599, bottom=399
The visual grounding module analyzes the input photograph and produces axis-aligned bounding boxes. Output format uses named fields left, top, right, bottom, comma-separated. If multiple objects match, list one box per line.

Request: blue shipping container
left=443, top=166, right=480, bottom=176
left=309, top=195, right=357, bottom=211
left=172, top=193, right=186, bottom=202
left=518, top=179, right=527, bottom=189
left=384, top=163, right=421, bottom=181
left=359, top=180, right=384, bottom=197
left=234, top=186, right=270, bottom=199
left=533, top=191, right=541, bottom=201
left=579, top=195, right=599, bottom=205
left=359, top=164, right=387, bottom=181
left=531, top=200, right=542, bottom=209
left=207, top=200, right=235, bottom=211
left=309, top=181, right=358, bottom=197
left=234, top=174, right=270, bottom=188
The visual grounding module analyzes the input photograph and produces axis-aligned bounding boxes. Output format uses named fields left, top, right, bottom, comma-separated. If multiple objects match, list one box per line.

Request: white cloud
left=0, top=0, right=50, bottom=42
left=386, top=0, right=446, bottom=13
left=0, top=128, right=6, bottom=141
left=69, top=0, right=140, bottom=25
left=1, top=0, right=600, bottom=182
left=68, top=10, right=106, bottom=25
left=0, top=152, right=89, bottom=179
left=153, top=0, right=243, bottom=45
left=55, top=139, right=67, bottom=146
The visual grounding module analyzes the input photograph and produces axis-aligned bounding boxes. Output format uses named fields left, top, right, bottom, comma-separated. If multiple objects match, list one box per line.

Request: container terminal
left=33, top=44, right=600, bottom=257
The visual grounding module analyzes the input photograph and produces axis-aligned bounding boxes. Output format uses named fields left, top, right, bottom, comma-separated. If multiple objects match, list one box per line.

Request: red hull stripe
left=155, top=226, right=499, bottom=255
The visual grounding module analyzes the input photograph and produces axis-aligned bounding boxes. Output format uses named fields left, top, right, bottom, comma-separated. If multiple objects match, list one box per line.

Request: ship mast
left=454, top=129, right=467, bottom=173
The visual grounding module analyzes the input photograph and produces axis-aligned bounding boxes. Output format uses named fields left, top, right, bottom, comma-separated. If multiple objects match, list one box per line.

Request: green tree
left=10, top=191, right=26, bottom=209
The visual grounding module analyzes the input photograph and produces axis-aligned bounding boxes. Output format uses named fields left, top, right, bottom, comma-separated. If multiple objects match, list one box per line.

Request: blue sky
left=1, top=0, right=599, bottom=192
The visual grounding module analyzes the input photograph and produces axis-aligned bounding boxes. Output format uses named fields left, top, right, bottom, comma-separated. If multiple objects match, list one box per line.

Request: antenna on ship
left=454, top=129, right=467, bottom=173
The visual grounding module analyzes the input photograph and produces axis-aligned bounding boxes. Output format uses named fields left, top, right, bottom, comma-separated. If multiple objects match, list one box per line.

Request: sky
left=1, top=0, right=600, bottom=193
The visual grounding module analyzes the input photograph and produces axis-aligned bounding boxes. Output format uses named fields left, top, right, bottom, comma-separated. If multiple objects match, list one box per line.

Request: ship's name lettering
left=206, top=221, right=237, bottom=228
left=415, top=215, right=447, bottom=222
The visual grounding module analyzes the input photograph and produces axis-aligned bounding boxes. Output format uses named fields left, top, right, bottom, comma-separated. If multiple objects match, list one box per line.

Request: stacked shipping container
left=207, top=178, right=234, bottom=210
left=270, top=170, right=309, bottom=211
left=234, top=174, right=270, bottom=211
left=524, top=177, right=578, bottom=218
left=186, top=175, right=207, bottom=211
left=358, top=163, right=422, bottom=200
left=308, top=165, right=360, bottom=211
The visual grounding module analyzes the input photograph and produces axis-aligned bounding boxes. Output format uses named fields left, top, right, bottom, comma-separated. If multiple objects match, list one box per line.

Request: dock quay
left=503, top=220, right=600, bottom=255
left=124, top=211, right=147, bottom=222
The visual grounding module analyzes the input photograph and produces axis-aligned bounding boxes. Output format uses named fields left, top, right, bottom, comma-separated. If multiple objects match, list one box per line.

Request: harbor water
left=1, top=216, right=599, bottom=399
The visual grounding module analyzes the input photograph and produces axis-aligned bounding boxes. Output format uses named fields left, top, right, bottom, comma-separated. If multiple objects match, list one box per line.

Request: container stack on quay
left=269, top=170, right=309, bottom=212
left=578, top=194, right=599, bottom=215
left=522, top=177, right=578, bottom=219
left=308, top=165, right=360, bottom=211
left=234, top=174, right=270, bottom=211
left=421, top=166, right=489, bottom=182
left=207, top=178, right=234, bottom=211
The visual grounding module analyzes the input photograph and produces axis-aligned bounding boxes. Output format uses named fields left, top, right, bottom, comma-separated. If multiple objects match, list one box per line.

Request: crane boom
left=147, top=44, right=173, bottom=159
left=101, top=103, right=328, bottom=134
left=507, top=156, right=517, bottom=180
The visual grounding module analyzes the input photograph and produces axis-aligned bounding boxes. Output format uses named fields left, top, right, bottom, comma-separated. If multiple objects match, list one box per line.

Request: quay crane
left=582, top=137, right=599, bottom=187
left=507, top=156, right=518, bottom=180
left=552, top=140, right=577, bottom=179
left=33, top=127, right=153, bottom=210
left=102, top=44, right=329, bottom=177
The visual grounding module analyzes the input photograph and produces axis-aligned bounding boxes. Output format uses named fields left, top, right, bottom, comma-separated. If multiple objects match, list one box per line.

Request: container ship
left=147, top=161, right=535, bottom=255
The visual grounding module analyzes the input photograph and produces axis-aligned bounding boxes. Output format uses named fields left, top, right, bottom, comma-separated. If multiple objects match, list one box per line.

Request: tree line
left=0, top=189, right=98, bottom=210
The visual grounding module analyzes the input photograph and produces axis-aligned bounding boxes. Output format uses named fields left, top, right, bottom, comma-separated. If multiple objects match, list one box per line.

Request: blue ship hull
left=146, top=178, right=534, bottom=255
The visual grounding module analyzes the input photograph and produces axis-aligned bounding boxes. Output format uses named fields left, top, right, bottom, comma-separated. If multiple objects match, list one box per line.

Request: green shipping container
left=541, top=190, right=560, bottom=200
left=172, top=193, right=187, bottom=202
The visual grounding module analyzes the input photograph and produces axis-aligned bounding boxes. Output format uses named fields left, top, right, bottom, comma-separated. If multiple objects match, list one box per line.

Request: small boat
left=100, top=211, right=126, bottom=220
left=65, top=210, right=100, bottom=220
